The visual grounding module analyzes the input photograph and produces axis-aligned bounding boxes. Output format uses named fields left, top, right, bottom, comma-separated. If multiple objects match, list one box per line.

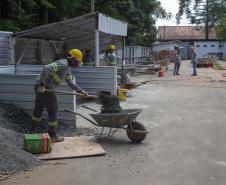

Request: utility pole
left=205, top=0, right=209, bottom=40
left=91, top=0, right=94, bottom=12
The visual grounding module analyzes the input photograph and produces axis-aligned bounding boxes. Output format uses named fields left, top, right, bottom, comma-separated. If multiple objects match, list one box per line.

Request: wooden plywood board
left=37, top=136, right=106, bottom=160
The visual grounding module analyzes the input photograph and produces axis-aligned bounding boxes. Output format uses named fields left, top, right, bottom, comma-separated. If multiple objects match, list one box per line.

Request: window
left=219, top=45, right=223, bottom=48
left=196, top=45, right=200, bottom=47
left=203, top=45, right=207, bottom=47
left=211, top=45, right=215, bottom=47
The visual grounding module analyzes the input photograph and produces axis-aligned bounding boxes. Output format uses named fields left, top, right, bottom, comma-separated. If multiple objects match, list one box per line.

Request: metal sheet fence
left=0, top=32, right=14, bottom=65
left=117, top=46, right=151, bottom=65
left=11, top=65, right=117, bottom=95
left=0, top=73, right=75, bottom=124
left=0, top=65, right=117, bottom=124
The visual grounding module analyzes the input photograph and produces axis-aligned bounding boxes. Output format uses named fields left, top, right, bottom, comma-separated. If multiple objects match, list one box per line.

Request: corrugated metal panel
left=72, top=67, right=117, bottom=95
left=14, top=13, right=97, bottom=40
left=0, top=73, right=75, bottom=124
left=0, top=65, right=15, bottom=74
left=98, top=13, right=127, bottom=36
left=117, top=46, right=151, bottom=65
left=9, top=65, right=117, bottom=95
left=0, top=31, right=14, bottom=65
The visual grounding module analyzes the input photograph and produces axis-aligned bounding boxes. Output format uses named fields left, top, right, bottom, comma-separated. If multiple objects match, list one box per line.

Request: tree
left=216, top=15, right=226, bottom=41
left=0, top=0, right=169, bottom=46
left=94, top=0, right=170, bottom=46
left=176, top=0, right=226, bottom=40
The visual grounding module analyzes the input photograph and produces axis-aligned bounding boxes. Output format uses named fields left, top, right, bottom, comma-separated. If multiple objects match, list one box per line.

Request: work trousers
left=32, top=85, right=58, bottom=127
left=192, top=62, right=197, bottom=75
left=173, top=62, right=181, bottom=75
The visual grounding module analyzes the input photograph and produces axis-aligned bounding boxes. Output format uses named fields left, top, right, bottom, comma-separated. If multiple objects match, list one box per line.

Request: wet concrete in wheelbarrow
left=3, top=61, right=226, bottom=185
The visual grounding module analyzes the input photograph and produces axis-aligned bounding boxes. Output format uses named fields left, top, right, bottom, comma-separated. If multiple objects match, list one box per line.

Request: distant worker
left=104, top=44, right=120, bottom=66
left=190, top=46, right=198, bottom=76
left=173, top=46, right=182, bottom=75
left=31, top=49, right=89, bottom=142
left=82, top=48, right=95, bottom=66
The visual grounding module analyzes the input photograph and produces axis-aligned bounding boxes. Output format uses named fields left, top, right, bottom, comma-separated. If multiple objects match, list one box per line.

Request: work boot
left=48, top=126, right=64, bottom=142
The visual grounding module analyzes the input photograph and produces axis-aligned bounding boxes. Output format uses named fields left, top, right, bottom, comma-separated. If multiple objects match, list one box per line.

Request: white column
left=72, top=77, right=77, bottom=129
left=95, top=30, right=99, bottom=66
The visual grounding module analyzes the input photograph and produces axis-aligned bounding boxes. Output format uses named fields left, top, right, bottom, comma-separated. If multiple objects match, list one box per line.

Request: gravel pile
left=0, top=103, right=31, bottom=133
left=0, top=103, right=95, bottom=136
left=0, top=127, right=41, bottom=174
left=0, top=103, right=95, bottom=175
left=0, top=103, right=41, bottom=174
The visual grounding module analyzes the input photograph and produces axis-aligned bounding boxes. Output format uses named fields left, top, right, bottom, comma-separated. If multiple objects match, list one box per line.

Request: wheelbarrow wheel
left=127, top=121, right=147, bottom=143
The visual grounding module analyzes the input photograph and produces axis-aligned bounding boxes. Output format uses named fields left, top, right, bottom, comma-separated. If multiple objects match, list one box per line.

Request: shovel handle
left=44, top=89, right=98, bottom=98
left=45, top=89, right=85, bottom=96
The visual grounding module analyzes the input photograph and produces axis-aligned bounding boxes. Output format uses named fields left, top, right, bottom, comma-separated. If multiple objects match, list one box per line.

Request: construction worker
left=190, top=46, right=198, bottom=76
left=82, top=48, right=95, bottom=66
left=104, top=44, right=120, bottom=66
left=173, top=46, right=182, bottom=75
left=31, top=49, right=89, bottom=142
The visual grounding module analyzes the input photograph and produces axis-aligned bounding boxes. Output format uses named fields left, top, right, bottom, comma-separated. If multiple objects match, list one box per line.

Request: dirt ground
left=2, top=60, right=226, bottom=185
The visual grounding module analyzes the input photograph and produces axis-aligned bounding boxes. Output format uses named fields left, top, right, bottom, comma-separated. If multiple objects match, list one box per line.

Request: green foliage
left=216, top=16, right=226, bottom=41
left=176, top=0, right=226, bottom=39
left=0, top=0, right=169, bottom=46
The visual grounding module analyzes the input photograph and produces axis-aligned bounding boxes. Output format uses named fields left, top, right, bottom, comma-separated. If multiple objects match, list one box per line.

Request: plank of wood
left=37, top=136, right=106, bottom=160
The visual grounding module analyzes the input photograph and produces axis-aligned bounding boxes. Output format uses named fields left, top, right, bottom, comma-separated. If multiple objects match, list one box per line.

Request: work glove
left=37, top=84, right=45, bottom=93
left=80, top=90, right=89, bottom=97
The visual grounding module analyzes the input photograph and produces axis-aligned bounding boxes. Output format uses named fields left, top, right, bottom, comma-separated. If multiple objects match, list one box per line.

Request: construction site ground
left=2, top=60, right=226, bottom=185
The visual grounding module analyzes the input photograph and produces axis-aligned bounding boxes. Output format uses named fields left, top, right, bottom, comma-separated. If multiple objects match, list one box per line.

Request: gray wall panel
left=0, top=73, right=75, bottom=124
left=2, top=65, right=117, bottom=95
left=0, top=32, right=13, bottom=65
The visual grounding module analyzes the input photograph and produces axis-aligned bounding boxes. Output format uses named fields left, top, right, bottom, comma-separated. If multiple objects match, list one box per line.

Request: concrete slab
left=37, top=136, right=106, bottom=160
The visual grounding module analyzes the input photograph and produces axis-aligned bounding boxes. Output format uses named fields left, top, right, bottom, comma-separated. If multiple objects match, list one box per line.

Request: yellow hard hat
left=107, top=44, right=116, bottom=50
left=68, top=49, right=83, bottom=63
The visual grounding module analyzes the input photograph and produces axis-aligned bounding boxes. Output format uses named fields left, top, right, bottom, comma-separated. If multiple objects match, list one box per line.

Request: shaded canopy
left=14, top=12, right=127, bottom=41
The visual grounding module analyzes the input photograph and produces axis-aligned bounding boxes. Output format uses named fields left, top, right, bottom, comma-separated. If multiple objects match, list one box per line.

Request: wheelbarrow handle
left=81, top=105, right=98, bottom=112
left=64, top=109, right=99, bottom=127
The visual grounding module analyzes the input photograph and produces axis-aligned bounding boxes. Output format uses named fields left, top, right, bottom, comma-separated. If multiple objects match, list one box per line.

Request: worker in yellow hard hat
left=83, top=48, right=95, bottom=66
left=104, top=44, right=120, bottom=66
left=31, top=49, right=89, bottom=142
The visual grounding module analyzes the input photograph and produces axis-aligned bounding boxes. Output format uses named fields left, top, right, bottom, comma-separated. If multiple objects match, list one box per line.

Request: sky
left=156, top=0, right=191, bottom=27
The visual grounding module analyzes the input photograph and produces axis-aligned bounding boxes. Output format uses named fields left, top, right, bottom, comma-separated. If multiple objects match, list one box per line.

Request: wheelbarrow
left=65, top=109, right=149, bottom=143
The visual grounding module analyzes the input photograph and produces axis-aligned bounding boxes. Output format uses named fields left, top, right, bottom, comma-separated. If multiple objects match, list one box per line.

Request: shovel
left=44, top=89, right=98, bottom=99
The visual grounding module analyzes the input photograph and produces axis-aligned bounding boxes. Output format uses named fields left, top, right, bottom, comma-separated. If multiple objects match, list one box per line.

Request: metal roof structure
left=14, top=12, right=127, bottom=41
left=14, top=12, right=128, bottom=66
left=157, top=26, right=218, bottom=41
